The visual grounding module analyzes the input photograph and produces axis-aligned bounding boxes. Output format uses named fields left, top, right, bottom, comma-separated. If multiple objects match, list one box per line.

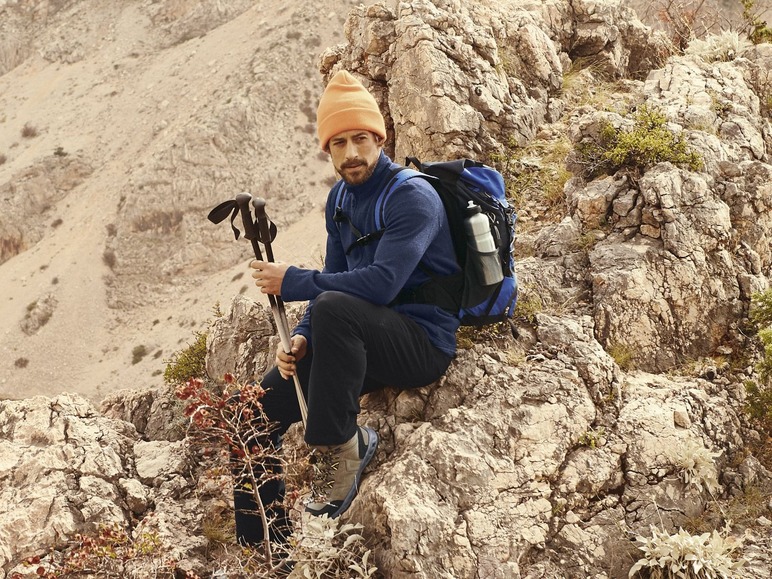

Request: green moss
left=163, top=331, right=208, bottom=385
left=576, top=105, right=703, bottom=180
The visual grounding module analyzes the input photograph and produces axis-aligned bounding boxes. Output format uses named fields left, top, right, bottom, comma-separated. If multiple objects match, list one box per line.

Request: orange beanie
left=316, top=70, right=386, bottom=150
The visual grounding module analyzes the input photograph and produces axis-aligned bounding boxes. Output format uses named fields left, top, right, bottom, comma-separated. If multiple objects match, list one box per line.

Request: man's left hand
left=251, top=260, right=289, bottom=295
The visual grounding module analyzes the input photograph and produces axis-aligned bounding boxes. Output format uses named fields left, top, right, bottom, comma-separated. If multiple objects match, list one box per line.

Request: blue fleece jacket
left=282, top=151, right=460, bottom=356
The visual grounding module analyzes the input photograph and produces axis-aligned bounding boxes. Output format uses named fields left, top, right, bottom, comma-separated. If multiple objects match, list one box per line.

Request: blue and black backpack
left=333, top=156, right=518, bottom=327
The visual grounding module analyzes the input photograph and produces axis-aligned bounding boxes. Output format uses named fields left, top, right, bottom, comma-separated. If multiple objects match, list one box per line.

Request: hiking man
left=234, top=70, right=460, bottom=545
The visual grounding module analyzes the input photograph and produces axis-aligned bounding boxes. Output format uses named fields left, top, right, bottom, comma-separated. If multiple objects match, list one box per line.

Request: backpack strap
left=334, top=167, right=425, bottom=255
left=374, top=167, right=422, bottom=230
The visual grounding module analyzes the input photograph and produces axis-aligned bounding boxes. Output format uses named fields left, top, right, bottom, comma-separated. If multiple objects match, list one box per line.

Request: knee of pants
left=310, top=291, right=357, bottom=330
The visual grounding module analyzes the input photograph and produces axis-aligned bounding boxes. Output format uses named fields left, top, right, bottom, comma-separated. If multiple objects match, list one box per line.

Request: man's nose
left=343, top=140, right=357, bottom=159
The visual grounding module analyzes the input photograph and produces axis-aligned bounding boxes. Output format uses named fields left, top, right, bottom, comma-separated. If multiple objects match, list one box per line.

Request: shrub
left=742, top=0, right=772, bottom=44
left=685, top=30, right=751, bottom=62
left=628, top=525, right=745, bottom=578
left=164, top=331, right=208, bottom=386
left=575, top=105, right=703, bottom=180
left=488, top=137, right=571, bottom=217
left=745, top=289, right=772, bottom=439
left=608, top=341, right=636, bottom=371
left=749, top=288, right=772, bottom=329
left=578, top=426, right=606, bottom=448
left=14, top=357, right=29, bottom=369
left=290, top=513, right=377, bottom=578
left=176, top=375, right=377, bottom=577
left=10, top=523, right=191, bottom=579
left=513, top=293, right=543, bottom=324
left=668, top=440, right=721, bottom=494
left=20, top=122, right=38, bottom=138
left=0, top=153, right=6, bottom=165
left=132, top=344, right=148, bottom=365
left=102, top=249, right=116, bottom=269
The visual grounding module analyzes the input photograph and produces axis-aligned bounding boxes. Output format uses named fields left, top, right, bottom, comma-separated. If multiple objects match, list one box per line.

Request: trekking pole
left=248, top=197, right=308, bottom=427
left=208, top=193, right=308, bottom=428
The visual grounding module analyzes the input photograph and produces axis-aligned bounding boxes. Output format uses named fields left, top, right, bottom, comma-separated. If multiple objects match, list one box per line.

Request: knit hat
left=316, top=70, right=386, bottom=150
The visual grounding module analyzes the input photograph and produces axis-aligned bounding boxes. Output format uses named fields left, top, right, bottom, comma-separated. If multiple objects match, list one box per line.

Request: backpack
left=332, top=156, right=518, bottom=327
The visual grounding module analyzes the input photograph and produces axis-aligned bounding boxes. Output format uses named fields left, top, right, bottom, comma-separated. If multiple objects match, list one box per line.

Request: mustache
left=341, top=160, right=366, bottom=169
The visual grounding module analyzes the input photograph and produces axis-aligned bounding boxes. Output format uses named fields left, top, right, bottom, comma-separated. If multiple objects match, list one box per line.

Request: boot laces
left=309, top=447, right=340, bottom=502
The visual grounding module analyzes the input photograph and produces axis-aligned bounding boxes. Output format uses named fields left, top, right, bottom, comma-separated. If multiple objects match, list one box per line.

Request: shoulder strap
left=374, top=167, right=423, bottom=229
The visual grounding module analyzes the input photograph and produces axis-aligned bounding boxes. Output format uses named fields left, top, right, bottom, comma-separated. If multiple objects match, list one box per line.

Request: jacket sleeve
left=282, top=179, right=443, bottom=305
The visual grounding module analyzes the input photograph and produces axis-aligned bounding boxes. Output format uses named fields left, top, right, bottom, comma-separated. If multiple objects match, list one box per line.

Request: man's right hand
left=276, top=335, right=308, bottom=380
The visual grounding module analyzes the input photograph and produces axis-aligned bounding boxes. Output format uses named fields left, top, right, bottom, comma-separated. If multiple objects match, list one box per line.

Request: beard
left=339, top=158, right=377, bottom=186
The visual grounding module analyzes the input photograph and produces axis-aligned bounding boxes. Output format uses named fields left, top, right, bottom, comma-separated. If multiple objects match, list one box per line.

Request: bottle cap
left=465, top=200, right=481, bottom=215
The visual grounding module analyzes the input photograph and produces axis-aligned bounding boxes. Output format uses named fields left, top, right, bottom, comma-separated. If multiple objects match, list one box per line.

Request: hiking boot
left=305, top=426, right=378, bottom=518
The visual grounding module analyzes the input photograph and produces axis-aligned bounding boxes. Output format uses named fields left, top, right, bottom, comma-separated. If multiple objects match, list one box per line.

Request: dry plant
left=21, top=122, right=38, bottom=138
left=641, top=0, right=725, bottom=53
left=175, top=375, right=291, bottom=574
left=175, top=375, right=379, bottom=577
left=668, top=439, right=721, bottom=494
left=628, top=525, right=746, bottom=578
left=9, top=523, right=196, bottom=579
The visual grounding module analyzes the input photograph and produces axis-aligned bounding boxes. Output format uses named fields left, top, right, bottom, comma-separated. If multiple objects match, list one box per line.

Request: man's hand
left=251, top=260, right=290, bottom=295
left=276, top=335, right=308, bottom=380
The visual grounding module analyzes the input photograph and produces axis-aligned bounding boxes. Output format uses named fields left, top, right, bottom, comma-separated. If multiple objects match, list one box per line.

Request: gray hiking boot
left=305, top=426, right=378, bottom=518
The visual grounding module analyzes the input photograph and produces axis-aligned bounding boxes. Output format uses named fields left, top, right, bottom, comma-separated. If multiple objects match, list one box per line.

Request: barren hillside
left=0, top=0, right=372, bottom=400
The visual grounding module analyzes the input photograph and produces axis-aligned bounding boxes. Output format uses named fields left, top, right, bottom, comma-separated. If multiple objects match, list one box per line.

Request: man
left=235, top=70, right=460, bottom=545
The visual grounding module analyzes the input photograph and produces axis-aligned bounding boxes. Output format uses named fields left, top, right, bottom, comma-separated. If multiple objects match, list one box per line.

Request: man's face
left=327, top=130, right=383, bottom=186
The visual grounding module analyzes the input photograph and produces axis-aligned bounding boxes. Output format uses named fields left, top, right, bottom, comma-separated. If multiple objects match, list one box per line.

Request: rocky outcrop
left=319, top=0, right=668, bottom=162
left=0, top=393, right=221, bottom=577
left=2, top=0, right=772, bottom=578
left=558, top=47, right=772, bottom=372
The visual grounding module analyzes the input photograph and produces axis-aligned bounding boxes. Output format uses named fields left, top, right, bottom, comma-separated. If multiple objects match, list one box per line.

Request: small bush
left=685, top=30, right=751, bottom=62
left=749, top=288, right=772, bottom=329
left=132, top=345, right=148, bottom=365
left=20, top=122, right=38, bottom=138
left=628, top=525, right=745, bottom=578
left=10, top=523, right=189, bottom=579
left=575, top=105, right=703, bottom=180
left=745, top=289, right=772, bottom=438
left=290, top=513, right=378, bottom=578
left=163, top=331, right=207, bottom=386
left=14, top=357, right=29, bottom=369
left=742, top=0, right=772, bottom=44
left=668, top=440, right=721, bottom=494
left=103, top=249, right=116, bottom=269
left=608, top=341, right=635, bottom=371
left=0, top=153, right=6, bottom=165
left=578, top=426, right=606, bottom=448
left=513, top=293, right=543, bottom=324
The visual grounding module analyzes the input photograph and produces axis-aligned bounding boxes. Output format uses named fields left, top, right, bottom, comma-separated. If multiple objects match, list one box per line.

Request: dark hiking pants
left=233, top=290, right=453, bottom=545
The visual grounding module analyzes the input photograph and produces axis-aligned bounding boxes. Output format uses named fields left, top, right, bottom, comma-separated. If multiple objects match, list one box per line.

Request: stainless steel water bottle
left=464, top=200, right=503, bottom=286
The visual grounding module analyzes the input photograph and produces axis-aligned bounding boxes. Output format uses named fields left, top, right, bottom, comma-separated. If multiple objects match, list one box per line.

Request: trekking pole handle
left=252, top=198, right=276, bottom=261
left=235, top=193, right=259, bottom=242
